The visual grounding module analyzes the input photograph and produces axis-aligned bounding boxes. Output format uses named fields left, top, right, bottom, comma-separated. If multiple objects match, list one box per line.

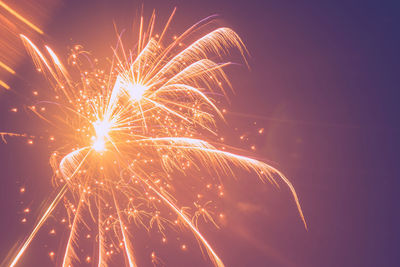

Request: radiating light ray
left=62, top=199, right=84, bottom=267
left=97, top=198, right=107, bottom=267
left=0, top=60, right=16, bottom=74
left=112, top=189, right=137, bottom=267
left=0, top=1, right=44, bottom=34
left=7, top=148, right=92, bottom=267
left=0, top=79, right=10, bottom=90
left=9, top=185, right=68, bottom=267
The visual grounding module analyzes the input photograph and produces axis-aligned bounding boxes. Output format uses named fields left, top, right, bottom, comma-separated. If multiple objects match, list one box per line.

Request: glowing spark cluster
left=92, top=120, right=111, bottom=152
left=4, top=9, right=306, bottom=267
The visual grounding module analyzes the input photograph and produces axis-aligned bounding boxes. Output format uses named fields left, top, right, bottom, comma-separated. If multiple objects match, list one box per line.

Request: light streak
left=0, top=79, right=10, bottom=90
left=0, top=133, right=25, bottom=143
left=0, top=1, right=44, bottom=34
left=9, top=185, right=68, bottom=267
left=0, top=60, right=16, bottom=75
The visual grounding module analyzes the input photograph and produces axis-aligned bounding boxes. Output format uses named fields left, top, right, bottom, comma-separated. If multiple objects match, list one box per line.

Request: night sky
left=1, top=0, right=399, bottom=266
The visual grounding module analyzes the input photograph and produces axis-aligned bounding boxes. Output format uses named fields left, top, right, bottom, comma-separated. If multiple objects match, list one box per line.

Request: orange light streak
left=0, top=1, right=44, bottom=34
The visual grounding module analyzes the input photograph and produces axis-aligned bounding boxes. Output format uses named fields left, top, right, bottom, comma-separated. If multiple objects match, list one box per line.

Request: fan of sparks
left=6, top=9, right=306, bottom=267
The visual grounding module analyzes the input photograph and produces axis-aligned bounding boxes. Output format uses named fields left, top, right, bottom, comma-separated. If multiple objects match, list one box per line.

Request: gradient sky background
left=0, top=0, right=399, bottom=266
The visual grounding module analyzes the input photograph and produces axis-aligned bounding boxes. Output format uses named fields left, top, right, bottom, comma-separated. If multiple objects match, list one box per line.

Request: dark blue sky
left=1, top=0, right=399, bottom=266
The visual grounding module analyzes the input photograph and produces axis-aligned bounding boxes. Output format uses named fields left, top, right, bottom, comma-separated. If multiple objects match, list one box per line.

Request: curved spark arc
left=136, top=176, right=225, bottom=267
left=6, top=9, right=306, bottom=267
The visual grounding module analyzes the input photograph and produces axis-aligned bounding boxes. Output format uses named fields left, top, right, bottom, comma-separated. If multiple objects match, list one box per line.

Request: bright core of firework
left=128, top=83, right=148, bottom=101
left=4, top=8, right=306, bottom=267
left=92, top=120, right=111, bottom=152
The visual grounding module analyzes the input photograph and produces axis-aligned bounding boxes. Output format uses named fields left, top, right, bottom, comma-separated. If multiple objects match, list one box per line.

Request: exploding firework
left=4, top=9, right=306, bottom=267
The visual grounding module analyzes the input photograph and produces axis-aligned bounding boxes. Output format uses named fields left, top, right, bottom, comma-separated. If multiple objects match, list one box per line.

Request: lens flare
left=4, top=9, right=306, bottom=267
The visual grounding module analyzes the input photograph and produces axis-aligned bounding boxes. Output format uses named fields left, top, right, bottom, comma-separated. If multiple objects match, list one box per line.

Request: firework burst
left=4, top=9, right=306, bottom=267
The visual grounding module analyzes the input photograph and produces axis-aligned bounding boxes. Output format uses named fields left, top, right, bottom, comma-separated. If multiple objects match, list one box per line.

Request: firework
left=4, top=9, right=306, bottom=267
